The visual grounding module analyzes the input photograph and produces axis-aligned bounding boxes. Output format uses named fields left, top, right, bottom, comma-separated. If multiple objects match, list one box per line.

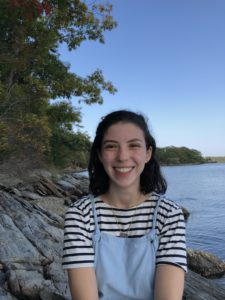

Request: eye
left=129, top=143, right=141, bottom=148
left=103, top=143, right=117, bottom=150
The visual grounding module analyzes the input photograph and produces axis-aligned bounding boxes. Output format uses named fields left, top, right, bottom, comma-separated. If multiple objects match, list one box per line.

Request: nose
left=117, top=145, right=129, bottom=161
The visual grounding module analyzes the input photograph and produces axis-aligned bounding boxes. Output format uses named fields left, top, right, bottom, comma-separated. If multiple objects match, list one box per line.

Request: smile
left=114, top=167, right=133, bottom=173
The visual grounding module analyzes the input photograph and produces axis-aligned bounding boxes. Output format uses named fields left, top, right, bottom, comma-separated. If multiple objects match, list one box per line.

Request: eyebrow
left=103, top=140, right=117, bottom=144
left=103, top=138, right=143, bottom=144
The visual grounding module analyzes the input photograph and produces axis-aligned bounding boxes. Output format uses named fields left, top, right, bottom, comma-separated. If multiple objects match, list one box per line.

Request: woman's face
left=99, top=122, right=152, bottom=191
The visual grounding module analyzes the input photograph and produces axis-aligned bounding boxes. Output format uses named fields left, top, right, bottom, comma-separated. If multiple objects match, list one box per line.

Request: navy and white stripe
left=63, top=193, right=187, bottom=271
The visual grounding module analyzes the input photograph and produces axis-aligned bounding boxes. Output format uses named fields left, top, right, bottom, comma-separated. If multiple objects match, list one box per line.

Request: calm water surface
left=162, top=163, right=225, bottom=258
left=162, top=163, right=225, bottom=287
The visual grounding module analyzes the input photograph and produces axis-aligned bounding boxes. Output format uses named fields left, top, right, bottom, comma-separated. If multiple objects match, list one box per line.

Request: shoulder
left=159, top=196, right=182, bottom=213
left=151, top=192, right=182, bottom=211
left=65, top=194, right=94, bottom=217
left=155, top=194, right=187, bottom=272
left=152, top=193, right=184, bottom=224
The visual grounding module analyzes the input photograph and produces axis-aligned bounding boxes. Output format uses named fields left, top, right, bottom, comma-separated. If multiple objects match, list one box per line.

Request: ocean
left=162, top=163, right=225, bottom=287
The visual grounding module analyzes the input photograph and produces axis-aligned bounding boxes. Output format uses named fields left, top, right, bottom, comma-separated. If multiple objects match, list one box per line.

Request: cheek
left=100, top=152, right=112, bottom=165
left=135, top=154, right=149, bottom=166
left=136, top=151, right=148, bottom=160
left=98, top=149, right=111, bottom=163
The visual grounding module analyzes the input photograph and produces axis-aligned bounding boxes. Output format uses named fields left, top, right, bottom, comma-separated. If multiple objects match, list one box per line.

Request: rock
left=57, top=180, right=75, bottom=191
left=35, top=178, right=64, bottom=197
left=184, top=269, right=225, bottom=299
left=27, top=169, right=52, bottom=179
left=182, top=206, right=190, bottom=222
left=10, top=188, right=22, bottom=197
left=66, top=172, right=89, bottom=193
left=0, top=190, right=70, bottom=299
left=39, top=289, right=67, bottom=300
left=0, top=175, right=23, bottom=188
left=187, top=249, right=225, bottom=278
left=0, top=287, right=18, bottom=300
left=36, top=196, right=68, bottom=216
left=21, top=190, right=43, bottom=200
left=57, top=173, right=89, bottom=199
left=61, top=174, right=79, bottom=186
left=0, top=213, right=43, bottom=265
left=7, top=269, right=51, bottom=299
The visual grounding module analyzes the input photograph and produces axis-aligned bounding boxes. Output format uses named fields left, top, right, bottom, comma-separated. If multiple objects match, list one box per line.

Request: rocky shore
left=0, top=170, right=225, bottom=299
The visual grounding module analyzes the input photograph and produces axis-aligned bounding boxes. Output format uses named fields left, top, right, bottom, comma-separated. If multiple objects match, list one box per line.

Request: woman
left=63, top=110, right=187, bottom=300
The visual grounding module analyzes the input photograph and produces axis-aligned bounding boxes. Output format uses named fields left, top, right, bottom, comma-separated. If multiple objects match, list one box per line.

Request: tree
left=0, top=0, right=117, bottom=167
left=156, top=146, right=206, bottom=165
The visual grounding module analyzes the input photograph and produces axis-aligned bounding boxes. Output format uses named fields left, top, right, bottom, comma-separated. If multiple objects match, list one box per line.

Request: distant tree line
left=208, top=156, right=225, bottom=163
left=0, top=0, right=117, bottom=169
left=156, top=146, right=210, bottom=166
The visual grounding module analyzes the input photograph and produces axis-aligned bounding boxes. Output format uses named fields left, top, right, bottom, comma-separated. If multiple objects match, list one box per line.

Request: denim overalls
left=91, top=196, right=162, bottom=300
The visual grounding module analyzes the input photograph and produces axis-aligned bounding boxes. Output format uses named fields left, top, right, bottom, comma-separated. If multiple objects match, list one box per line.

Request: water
left=162, top=163, right=225, bottom=287
left=162, top=163, right=225, bottom=258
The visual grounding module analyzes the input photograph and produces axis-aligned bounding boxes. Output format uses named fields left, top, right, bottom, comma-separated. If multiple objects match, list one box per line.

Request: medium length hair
left=88, top=110, right=167, bottom=196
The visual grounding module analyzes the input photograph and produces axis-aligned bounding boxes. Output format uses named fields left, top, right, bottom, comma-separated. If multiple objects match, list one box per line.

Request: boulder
left=182, top=206, right=190, bottom=222
left=187, top=248, right=225, bottom=278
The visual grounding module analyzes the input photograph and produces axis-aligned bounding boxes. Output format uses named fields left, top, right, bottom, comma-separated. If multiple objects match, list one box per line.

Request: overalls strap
left=90, top=194, right=100, bottom=233
left=150, top=195, right=164, bottom=238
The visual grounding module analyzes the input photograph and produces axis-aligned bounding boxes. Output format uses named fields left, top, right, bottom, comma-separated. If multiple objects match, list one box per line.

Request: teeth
left=115, top=167, right=132, bottom=173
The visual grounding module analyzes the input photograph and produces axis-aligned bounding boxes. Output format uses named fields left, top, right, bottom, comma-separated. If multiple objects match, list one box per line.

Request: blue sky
left=59, top=0, right=225, bottom=157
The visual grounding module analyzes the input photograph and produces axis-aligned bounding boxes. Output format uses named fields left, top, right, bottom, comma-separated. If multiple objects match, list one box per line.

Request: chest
left=95, top=205, right=157, bottom=238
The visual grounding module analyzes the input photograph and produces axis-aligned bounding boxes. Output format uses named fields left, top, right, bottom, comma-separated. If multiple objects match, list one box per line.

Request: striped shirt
left=63, top=192, right=187, bottom=272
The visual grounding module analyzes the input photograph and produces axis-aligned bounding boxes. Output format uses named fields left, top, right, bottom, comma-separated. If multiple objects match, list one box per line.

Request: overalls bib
left=91, top=196, right=162, bottom=300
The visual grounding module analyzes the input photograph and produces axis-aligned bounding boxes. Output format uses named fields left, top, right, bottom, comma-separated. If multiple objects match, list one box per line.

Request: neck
left=102, top=187, right=144, bottom=209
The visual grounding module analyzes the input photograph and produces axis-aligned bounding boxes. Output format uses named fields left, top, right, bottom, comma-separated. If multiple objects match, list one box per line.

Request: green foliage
left=47, top=101, right=81, bottom=131
left=47, top=101, right=91, bottom=167
left=0, top=0, right=117, bottom=168
left=156, top=146, right=207, bottom=165
left=49, top=128, right=91, bottom=168
left=0, top=0, right=117, bottom=102
left=12, top=114, right=51, bottom=154
left=0, top=120, right=10, bottom=159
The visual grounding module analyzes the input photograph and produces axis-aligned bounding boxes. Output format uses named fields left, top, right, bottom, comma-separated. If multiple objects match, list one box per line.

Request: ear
left=145, top=146, right=152, bottom=163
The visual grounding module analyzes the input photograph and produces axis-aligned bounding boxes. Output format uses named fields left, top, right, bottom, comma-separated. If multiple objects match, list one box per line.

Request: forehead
left=103, top=122, right=145, bottom=141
